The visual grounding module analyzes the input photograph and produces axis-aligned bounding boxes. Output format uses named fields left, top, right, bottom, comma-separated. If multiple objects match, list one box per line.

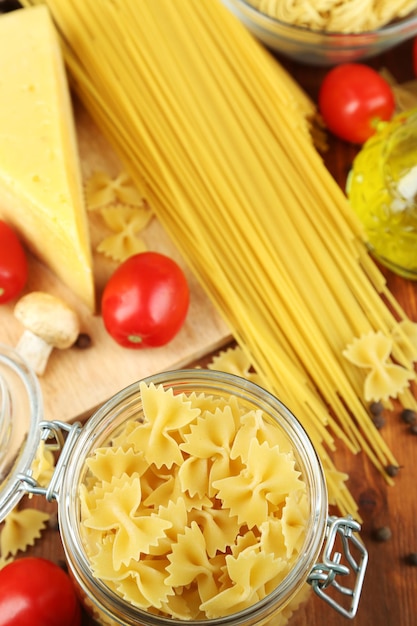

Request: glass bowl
left=220, top=0, right=417, bottom=65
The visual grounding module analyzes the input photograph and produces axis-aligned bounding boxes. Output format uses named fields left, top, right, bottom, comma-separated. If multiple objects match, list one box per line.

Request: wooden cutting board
left=0, top=96, right=232, bottom=423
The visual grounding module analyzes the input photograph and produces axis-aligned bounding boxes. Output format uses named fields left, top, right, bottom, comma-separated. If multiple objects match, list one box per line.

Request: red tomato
left=0, top=557, right=82, bottom=626
left=101, top=251, right=190, bottom=348
left=0, top=220, right=28, bottom=304
left=318, top=63, right=395, bottom=144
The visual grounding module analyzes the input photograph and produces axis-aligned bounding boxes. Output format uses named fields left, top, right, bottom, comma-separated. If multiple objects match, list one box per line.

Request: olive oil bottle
left=347, top=108, right=417, bottom=279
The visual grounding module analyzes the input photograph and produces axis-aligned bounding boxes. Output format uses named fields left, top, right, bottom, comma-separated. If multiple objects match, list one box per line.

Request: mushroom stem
left=16, top=329, right=54, bottom=376
left=13, top=291, right=81, bottom=376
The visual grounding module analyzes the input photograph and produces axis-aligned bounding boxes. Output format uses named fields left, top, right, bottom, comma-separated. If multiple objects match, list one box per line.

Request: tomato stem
left=371, top=117, right=387, bottom=132
left=128, top=335, right=143, bottom=344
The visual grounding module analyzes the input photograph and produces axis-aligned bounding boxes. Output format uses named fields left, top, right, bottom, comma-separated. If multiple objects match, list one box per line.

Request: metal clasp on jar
left=16, top=420, right=82, bottom=501
left=308, top=515, right=368, bottom=619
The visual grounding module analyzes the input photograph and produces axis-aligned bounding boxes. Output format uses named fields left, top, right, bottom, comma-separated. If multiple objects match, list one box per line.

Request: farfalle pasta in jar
left=0, top=349, right=368, bottom=626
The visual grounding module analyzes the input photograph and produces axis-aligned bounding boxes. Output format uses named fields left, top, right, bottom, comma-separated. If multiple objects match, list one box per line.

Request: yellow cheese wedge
left=0, top=5, right=95, bottom=311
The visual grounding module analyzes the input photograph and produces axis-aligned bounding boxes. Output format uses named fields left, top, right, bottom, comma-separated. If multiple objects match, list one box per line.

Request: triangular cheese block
left=0, top=5, right=95, bottom=311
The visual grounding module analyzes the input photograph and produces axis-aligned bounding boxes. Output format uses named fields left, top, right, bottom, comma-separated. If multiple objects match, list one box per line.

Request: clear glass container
left=0, top=343, right=43, bottom=519
left=347, top=108, right=417, bottom=280
left=0, top=346, right=367, bottom=625
left=220, top=0, right=417, bottom=66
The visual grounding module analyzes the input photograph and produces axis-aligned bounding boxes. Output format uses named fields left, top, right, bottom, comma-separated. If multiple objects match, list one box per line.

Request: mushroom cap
left=14, top=291, right=80, bottom=349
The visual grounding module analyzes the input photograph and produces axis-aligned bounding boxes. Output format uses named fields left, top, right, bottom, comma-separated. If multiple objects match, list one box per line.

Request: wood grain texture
left=4, top=34, right=417, bottom=626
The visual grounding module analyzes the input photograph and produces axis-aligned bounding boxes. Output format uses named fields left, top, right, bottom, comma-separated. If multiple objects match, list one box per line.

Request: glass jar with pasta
left=0, top=346, right=368, bottom=626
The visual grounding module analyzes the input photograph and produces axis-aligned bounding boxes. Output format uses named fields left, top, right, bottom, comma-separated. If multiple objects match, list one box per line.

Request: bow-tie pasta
left=343, top=331, right=414, bottom=402
left=79, top=381, right=310, bottom=622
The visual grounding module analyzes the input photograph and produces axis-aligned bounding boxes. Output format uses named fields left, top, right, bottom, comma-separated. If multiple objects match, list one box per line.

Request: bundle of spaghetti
left=247, top=0, right=417, bottom=33
left=23, top=0, right=417, bottom=516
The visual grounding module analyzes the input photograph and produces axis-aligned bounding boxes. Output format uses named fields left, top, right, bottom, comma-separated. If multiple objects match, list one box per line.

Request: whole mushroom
left=14, top=291, right=80, bottom=375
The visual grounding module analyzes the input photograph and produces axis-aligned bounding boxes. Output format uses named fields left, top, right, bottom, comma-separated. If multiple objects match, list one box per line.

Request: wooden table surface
left=13, top=36, right=417, bottom=626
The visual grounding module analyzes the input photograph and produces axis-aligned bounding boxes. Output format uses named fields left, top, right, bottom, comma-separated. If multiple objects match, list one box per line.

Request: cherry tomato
left=0, top=220, right=28, bottom=304
left=101, top=251, right=190, bottom=348
left=0, top=557, right=82, bottom=626
left=318, top=63, right=395, bottom=144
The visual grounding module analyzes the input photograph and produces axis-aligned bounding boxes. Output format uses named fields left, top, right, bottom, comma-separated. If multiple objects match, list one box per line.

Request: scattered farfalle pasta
left=208, top=345, right=265, bottom=388
left=0, top=441, right=55, bottom=567
left=31, top=439, right=56, bottom=488
left=97, top=204, right=153, bottom=262
left=79, top=381, right=310, bottom=621
left=0, top=507, right=50, bottom=562
left=85, top=170, right=143, bottom=210
left=343, top=331, right=415, bottom=402
left=84, top=170, right=154, bottom=262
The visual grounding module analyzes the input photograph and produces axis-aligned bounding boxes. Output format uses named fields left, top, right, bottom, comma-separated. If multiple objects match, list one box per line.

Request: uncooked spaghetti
left=20, top=0, right=417, bottom=518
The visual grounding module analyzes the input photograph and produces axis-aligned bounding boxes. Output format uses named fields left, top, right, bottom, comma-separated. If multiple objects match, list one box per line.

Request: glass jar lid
left=0, top=343, right=44, bottom=520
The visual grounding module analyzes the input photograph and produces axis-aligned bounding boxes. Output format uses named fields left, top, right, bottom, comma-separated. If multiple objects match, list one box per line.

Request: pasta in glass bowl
left=220, top=0, right=417, bottom=65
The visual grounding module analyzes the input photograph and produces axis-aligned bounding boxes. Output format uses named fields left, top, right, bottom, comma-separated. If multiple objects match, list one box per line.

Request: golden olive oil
left=347, top=108, right=417, bottom=279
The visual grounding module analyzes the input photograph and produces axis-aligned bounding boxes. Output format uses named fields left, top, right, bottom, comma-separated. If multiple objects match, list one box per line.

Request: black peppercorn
left=401, top=409, right=417, bottom=425
left=372, top=413, right=385, bottom=430
left=370, top=401, right=384, bottom=416
left=405, top=553, right=417, bottom=566
left=74, top=332, right=92, bottom=349
left=385, top=464, right=400, bottom=478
